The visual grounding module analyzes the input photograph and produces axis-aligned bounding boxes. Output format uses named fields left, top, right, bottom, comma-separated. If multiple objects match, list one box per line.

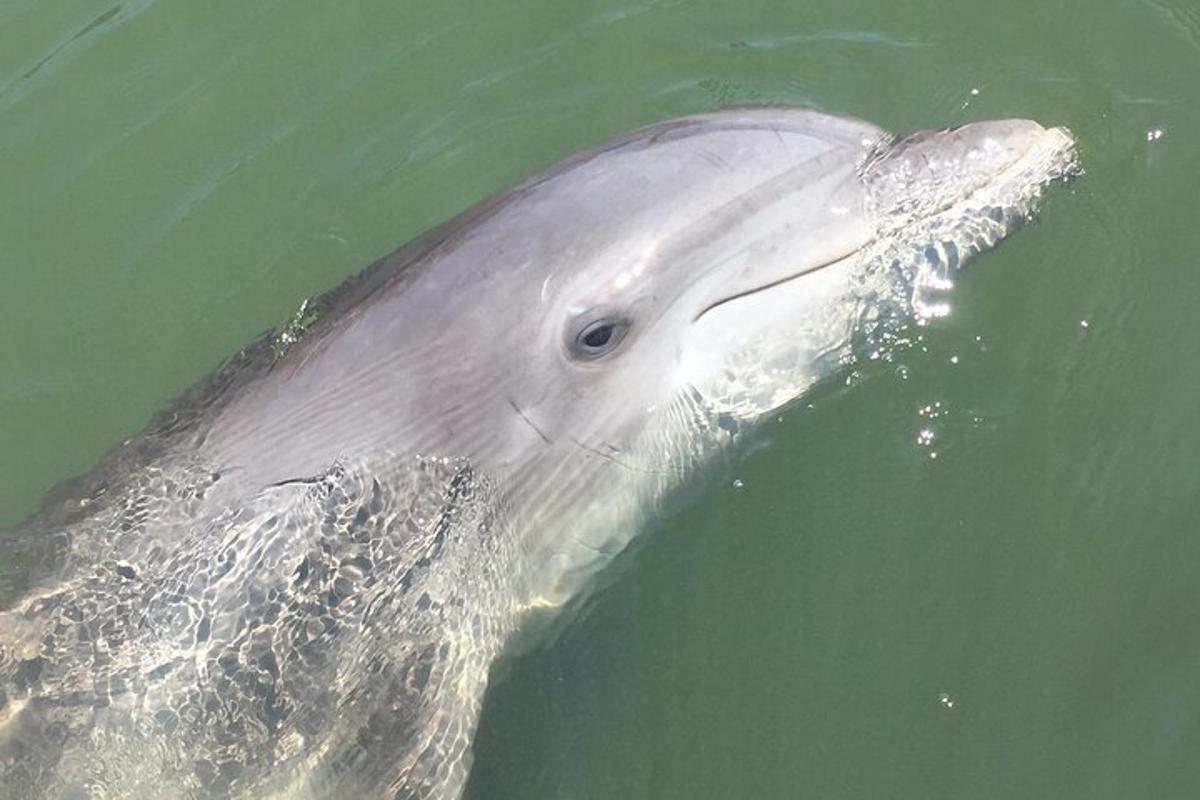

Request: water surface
left=2, top=1, right=1198, bottom=798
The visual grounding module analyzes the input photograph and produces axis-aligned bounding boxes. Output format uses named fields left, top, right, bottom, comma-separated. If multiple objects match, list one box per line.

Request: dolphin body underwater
left=0, top=107, right=1077, bottom=798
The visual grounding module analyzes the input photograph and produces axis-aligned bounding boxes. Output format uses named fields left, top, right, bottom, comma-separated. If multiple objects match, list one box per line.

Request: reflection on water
left=2, top=1, right=1199, bottom=798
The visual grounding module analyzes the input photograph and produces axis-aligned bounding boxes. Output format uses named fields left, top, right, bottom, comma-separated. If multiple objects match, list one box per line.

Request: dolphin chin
left=0, top=107, right=1077, bottom=799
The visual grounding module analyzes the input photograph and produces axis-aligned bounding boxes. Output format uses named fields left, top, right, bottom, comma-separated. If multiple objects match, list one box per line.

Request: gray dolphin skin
left=0, top=107, right=1077, bottom=799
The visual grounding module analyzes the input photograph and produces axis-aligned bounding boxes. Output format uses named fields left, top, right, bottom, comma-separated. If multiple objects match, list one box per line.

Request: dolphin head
left=202, top=108, right=1076, bottom=602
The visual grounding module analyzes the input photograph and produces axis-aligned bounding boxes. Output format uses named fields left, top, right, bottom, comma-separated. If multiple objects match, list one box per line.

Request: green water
left=2, top=1, right=1198, bottom=797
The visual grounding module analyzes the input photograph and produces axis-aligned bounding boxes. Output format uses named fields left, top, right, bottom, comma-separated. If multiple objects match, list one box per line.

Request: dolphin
left=0, top=107, right=1077, bottom=799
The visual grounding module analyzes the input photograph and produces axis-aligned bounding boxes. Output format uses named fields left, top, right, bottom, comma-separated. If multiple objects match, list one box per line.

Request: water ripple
left=1142, top=0, right=1200, bottom=49
left=727, top=29, right=934, bottom=51
left=0, top=2, right=147, bottom=111
left=20, top=5, right=123, bottom=81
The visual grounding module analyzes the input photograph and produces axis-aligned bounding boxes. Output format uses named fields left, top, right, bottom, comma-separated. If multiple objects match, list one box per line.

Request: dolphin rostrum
left=0, top=107, right=1077, bottom=799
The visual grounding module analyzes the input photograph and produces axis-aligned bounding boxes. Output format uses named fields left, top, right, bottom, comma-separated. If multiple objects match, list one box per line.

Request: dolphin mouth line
left=692, top=247, right=863, bottom=322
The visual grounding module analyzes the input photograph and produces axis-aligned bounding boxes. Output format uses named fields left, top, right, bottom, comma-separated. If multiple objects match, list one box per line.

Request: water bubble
left=732, top=479, right=745, bottom=489
left=1146, top=128, right=1164, bottom=142
left=1079, top=319, right=1090, bottom=328
left=918, top=401, right=944, bottom=419
left=938, top=692, right=956, bottom=709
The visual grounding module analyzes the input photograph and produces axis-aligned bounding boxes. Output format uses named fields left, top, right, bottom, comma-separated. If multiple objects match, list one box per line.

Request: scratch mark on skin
left=566, top=435, right=676, bottom=477
left=507, top=398, right=552, bottom=444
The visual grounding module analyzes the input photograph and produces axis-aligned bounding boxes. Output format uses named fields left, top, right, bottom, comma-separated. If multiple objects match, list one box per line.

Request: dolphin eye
left=582, top=323, right=614, bottom=348
left=570, top=315, right=629, bottom=360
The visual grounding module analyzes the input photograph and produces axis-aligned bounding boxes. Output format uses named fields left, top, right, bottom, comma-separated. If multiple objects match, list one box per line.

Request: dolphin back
left=0, top=454, right=519, bottom=799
